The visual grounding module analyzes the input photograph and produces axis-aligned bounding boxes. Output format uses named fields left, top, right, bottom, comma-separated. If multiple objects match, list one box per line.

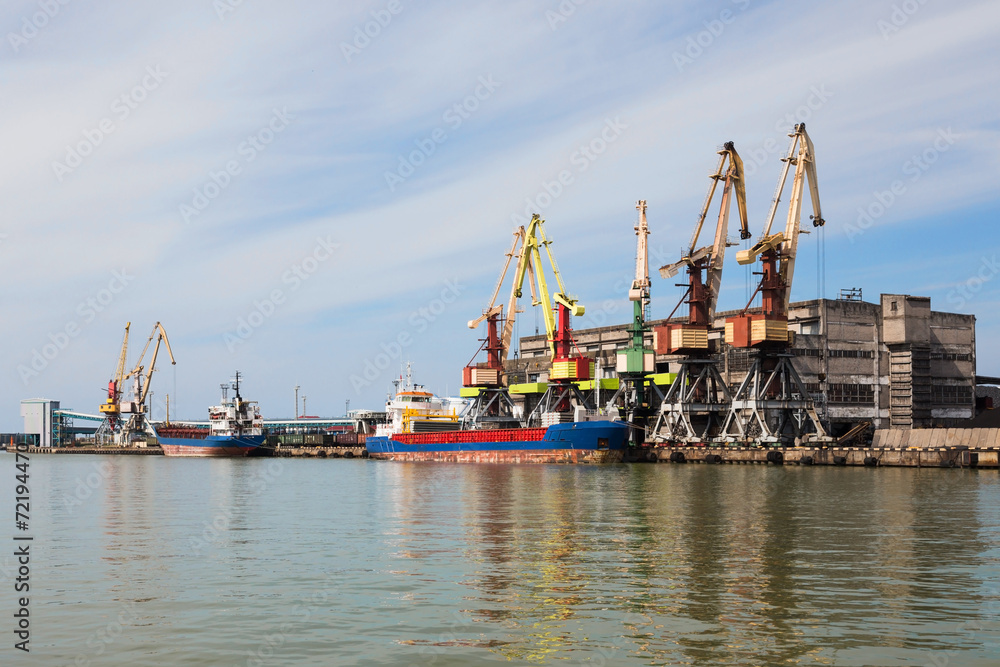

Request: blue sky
left=2, top=0, right=998, bottom=429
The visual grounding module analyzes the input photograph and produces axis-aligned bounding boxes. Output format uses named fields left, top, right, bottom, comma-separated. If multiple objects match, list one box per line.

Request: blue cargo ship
left=155, top=373, right=265, bottom=457
left=365, top=420, right=628, bottom=463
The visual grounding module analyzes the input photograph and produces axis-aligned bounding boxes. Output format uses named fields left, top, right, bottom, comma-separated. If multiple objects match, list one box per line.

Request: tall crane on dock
left=516, top=214, right=593, bottom=425
left=721, top=123, right=830, bottom=445
left=604, top=201, right=656, bottom=445
left=650, top=141, right=750, bottom=445
left=463, top=226, right=532, bottom=428
left=97, top=322, right=131, bottom=438
left=96, top=322, right=176, bottom=445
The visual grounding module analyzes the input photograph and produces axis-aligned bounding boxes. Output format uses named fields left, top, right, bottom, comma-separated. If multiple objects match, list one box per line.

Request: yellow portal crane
left=114, top=322, right=176, bottom=445
left=99, top=323, right=131, bottom=421
left=512, top=214, right=591, bottom=423
left=125, top=322, right=176, bottom=411
left=513, top=214, right=584, bottom=359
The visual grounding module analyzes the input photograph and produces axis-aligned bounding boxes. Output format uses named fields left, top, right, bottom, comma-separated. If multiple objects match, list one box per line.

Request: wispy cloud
left=2, top=0, right=999, bottom=423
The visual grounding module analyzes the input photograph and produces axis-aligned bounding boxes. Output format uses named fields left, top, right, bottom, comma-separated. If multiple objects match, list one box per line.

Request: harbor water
left=3, top=456, right=1000, bottom=665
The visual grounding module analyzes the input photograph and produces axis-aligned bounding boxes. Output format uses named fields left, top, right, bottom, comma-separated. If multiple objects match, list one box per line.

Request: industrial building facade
left=509, top=294, right=976, bottom=434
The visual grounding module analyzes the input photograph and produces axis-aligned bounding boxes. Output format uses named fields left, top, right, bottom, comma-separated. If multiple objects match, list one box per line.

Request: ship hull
left=366, top=421, right=627, bottom=464
left=158, top=435, right=266, bottom=458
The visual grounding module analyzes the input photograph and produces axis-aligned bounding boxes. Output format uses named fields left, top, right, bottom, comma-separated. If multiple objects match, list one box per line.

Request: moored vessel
left=365, top=365, right=627, bottom=463
left=156, top=373, right=265, bottom=457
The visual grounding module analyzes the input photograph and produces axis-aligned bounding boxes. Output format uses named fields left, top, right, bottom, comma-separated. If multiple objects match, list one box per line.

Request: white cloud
left=2, top=0, right=999, bottom=426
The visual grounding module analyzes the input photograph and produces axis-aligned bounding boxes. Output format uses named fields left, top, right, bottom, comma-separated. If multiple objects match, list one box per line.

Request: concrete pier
left=637, top=445, right=998, bottom=468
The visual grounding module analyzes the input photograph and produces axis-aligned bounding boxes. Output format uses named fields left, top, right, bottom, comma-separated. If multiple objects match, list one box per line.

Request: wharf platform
left=18, top=445, right=368, bottom=458
left=24, top=446, right=163, bottom=455
left=633, top=445, right=999, bottom=468
left=276, top=446, right=367, bottom=458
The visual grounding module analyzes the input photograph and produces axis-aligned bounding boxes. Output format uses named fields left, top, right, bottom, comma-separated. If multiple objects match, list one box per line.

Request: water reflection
left=25, top=456, right=1000, bottom=665
left=455, top=465, right=999, bottom=665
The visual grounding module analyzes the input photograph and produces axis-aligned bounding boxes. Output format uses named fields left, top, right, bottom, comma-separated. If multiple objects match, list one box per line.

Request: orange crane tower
left=649, top=142, right=750, bottom=444
left=721, top=124, right=831, bottom=445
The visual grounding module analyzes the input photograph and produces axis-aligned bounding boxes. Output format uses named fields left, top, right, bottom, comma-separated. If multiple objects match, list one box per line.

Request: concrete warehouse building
left=507, top=293, right=977, bottom=435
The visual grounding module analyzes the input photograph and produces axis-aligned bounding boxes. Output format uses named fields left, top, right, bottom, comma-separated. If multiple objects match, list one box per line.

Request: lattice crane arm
left=113, top=323, right=130, bottom=388
left=124, top=322, right=177, bottom=409
left=778, top=124, right=823, bottom=310
left=735, top=124, right=824, bottom=313
left=467, top=228, right=523, bottom=330
left=499, top=227, right=530, bottom=363
left=630, top=200, right=650, bottom=302
left=511, top=215, right=584, bottom=359
left=705, top=143, right=749, bottom=318
left=658, top=142, right=750, bottom=321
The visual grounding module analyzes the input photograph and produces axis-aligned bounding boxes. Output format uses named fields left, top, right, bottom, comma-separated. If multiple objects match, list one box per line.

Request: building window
left=828, top=349, right=875, bottom=359
left=929, top=349, right=972, bottom=362
left=891, top=301, right=898, bottom=312
left=793, top=348, right=822, bottom=357
left=932, top=385, right=972, bottom=405
left=727, top=348, right=754, bottom=372
left=528, top=374, right=539, bottom=383
left=828, top=383, right=875, bottom=404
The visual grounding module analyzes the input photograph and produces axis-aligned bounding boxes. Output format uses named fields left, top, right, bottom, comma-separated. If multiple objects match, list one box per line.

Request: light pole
left=294, top=385, right=300, bottom=419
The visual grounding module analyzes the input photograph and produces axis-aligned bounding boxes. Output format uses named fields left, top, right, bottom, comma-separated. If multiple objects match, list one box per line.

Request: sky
left=2, top=0, right=999, bottom=429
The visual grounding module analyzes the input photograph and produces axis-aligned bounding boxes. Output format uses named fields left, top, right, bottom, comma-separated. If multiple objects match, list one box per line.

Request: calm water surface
left=2, top=456, right=999, bottom=666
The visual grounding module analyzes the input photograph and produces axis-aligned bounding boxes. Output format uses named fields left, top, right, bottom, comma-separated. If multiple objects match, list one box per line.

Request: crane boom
left=467, top=229, right=523, bottom=330
left=736, top=123, right=823, bottom=313
left=705, top=143, right=748, bottom=320
left=629, top=201, right=650, bottom=302
left=126, top=322, right=176, bottom=409
left=99, top=322, right=131, bottom=418
left=500, top=227, right=531, bottom=363
left=113, top=323, right=130, bottom=388
left=513, top=215, right=584, bottom=357
left=657, top=142, right=749, bottom=334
